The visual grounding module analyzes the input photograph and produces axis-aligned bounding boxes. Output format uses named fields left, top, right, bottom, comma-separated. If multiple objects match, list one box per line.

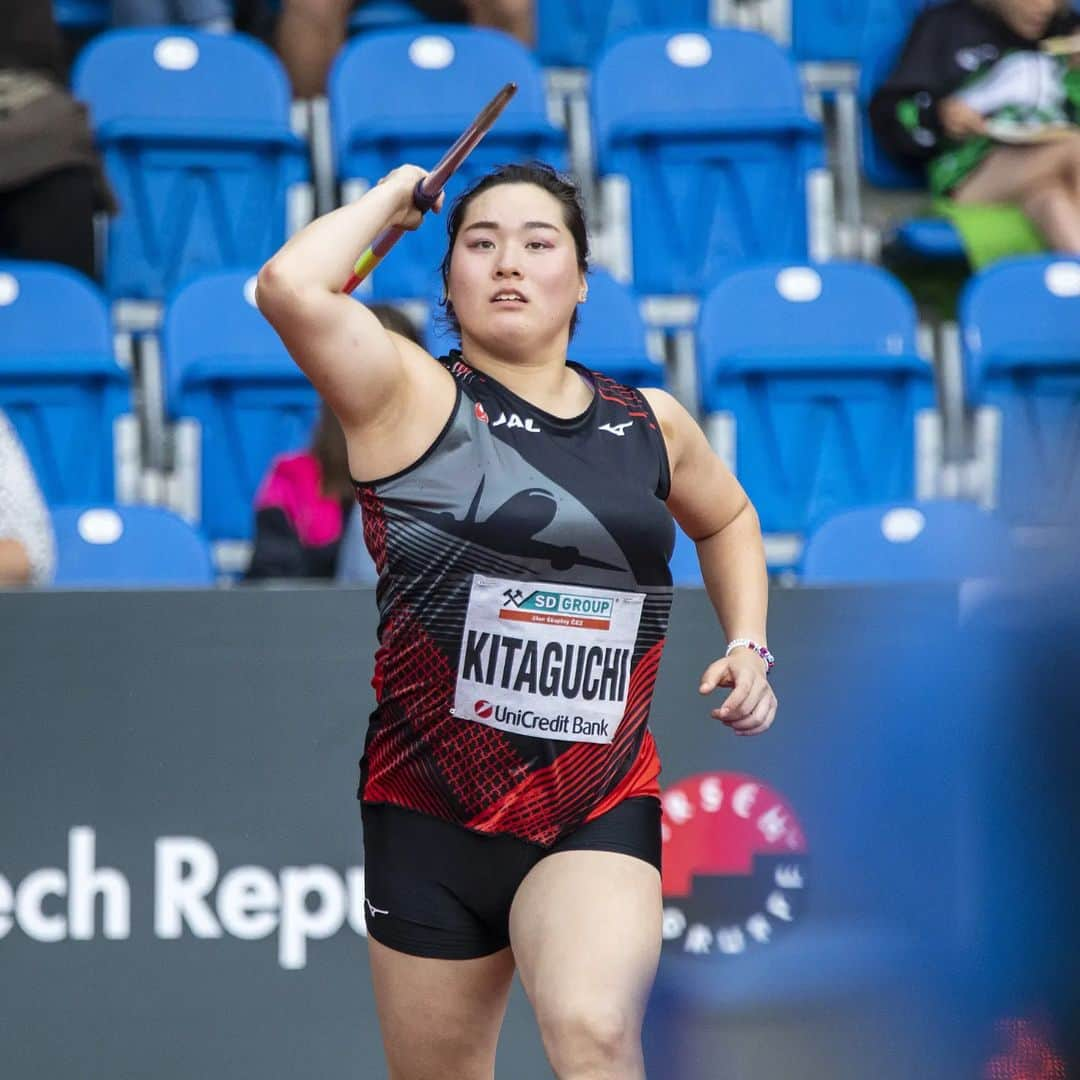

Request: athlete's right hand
left=375, top=164, right=445, bottom=231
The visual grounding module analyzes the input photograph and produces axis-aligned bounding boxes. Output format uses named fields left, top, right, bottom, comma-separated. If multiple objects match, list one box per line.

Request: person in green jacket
left=871, top=0, right=1080, bottom=263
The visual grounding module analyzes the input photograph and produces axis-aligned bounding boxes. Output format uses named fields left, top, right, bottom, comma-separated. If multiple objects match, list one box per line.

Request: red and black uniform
left=353, top=351, right=675, bottom=957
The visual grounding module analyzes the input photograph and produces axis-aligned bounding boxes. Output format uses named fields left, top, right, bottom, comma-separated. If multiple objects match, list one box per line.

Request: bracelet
left=725, top=638, right=775, bottom=675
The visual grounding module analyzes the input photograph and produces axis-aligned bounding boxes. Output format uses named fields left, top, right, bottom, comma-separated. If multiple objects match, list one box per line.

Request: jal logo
left=491, top=411, right=541, bottom=433
left=475, top=403, right=489, bottom=424
left=660, top=772, right=808, bottom=957
left=474, top=700, right=494, bottom=719
left=499, top=587, right=614, bottom=631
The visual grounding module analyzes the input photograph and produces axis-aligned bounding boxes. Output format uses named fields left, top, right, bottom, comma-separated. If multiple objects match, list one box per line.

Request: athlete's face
left=995, top=0, right=1060, bottom=39
left=447, top=183, right=585, bottom=355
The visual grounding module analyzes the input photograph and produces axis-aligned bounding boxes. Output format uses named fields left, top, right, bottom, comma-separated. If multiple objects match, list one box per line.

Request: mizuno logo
left=599, top=421, right=633, bottom=437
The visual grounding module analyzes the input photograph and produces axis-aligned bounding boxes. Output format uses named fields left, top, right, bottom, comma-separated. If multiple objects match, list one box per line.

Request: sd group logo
left=661, top=772, right=808, bottom=956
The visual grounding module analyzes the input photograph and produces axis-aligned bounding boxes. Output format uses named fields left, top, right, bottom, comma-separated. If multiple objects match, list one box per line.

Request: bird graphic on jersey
left=409, top=476, right=622, bottom=573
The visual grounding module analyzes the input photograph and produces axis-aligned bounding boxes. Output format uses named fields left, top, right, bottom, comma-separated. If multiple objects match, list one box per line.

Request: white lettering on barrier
left=1, top=828, right=368, bottom=969
left=155, top=836, right=223, bottom=939
left=70, top=826, right=129, bottom=940
left=16, top=868, right=67, bottom=942
left=217, top=866, right=280, bottom=940
left=0, top=827, right=131, bottom=943
left=279, top=866, right=346, bottom=970
left=0, top=873, right=12, bottom=938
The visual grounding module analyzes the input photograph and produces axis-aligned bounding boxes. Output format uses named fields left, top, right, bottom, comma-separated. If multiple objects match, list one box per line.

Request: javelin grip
left=411, top=177, right=440, bottom=214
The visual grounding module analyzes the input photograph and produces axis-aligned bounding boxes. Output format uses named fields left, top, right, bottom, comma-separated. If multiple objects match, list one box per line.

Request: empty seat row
left=71, top=25, right=828, bottom=309
left=5, top=256, right=1077, bottom=569
left=50, top=498, right=1046, bottom=588
left=54, top=0, right=879, bottom=68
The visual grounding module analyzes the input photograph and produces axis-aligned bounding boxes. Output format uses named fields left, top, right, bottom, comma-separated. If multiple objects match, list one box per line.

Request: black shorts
left=360, top=796, right=662, bottom=960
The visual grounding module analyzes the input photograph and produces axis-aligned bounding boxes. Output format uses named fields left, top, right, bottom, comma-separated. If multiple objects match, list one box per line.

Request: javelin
left=340, top=82, right=518, bottom=294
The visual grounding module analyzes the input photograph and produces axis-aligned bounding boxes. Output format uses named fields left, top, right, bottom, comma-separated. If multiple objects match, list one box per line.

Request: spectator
left=871, top=0, right=1080, bottom=266
left=111, top=0, right=234, bottom=31
left=0, top=1, right=116, bottom=279
left=246, top=303, right=422, bottom=580
left=0, top=410, right=56, bottom=587
left=275, top=0, right=533, bottom=99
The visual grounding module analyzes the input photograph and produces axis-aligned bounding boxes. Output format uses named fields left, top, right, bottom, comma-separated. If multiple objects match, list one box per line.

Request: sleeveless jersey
left=354, top=351, right=675, bottom=847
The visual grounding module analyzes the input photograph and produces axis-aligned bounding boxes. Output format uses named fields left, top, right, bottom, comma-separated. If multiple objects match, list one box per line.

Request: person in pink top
left=246, top=304, right=422, bottom=579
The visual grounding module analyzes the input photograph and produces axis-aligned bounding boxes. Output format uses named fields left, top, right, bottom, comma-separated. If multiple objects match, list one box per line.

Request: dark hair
left=311, top=303, right=423, bottom=498
left=437, top=161, right=589, bottom=341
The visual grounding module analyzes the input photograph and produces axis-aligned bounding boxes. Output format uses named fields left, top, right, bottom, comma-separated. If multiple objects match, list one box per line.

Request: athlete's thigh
left=954, top=139, right=1080, bottom=204
left=367, top=937, right=516, bottom=1080
left=508, top=849, right=662, bottom=1023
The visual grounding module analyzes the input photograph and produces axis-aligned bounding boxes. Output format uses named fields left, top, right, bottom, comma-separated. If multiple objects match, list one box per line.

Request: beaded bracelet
left=725, top=638, right=775, bottom=675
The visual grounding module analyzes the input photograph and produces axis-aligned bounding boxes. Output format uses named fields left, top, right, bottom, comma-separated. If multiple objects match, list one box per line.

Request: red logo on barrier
left=660, top=772, right=808, bottom=957
left=474, top=700, right=493, bottom=719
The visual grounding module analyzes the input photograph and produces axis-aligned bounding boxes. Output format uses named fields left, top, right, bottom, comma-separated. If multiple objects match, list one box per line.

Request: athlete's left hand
left=698, top=653, right=777, bottom=736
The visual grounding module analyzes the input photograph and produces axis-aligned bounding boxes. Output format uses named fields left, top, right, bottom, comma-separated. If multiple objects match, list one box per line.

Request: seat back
left=330, top=27, right=566, bottom=301
left=54, top=0, right=109, bottom=30
left=52, top=504, right=215, bottom=586
left=801, top=501, right=1011, bottom=583
left=571, top=269, right=664, bottom=386
left=961, top=257, right=1080, bottom=524
left=0, top=262, right=129, bottom=504
left=592, top=28, right=822, bottom=296
left=162, top=269, right=319, bottom=542
left=536, top=0, right=710, bottom=68
left=698, top=262, right=933, bottom=534
left=73, top=29, right=307, bottom=301
left=792, top=0, right=870, bottom=63
left=669, top=523, right=702, bottom=586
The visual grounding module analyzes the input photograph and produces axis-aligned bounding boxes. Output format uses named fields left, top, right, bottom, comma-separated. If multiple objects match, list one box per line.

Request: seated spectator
left=246, top=303, right=422, bottom=580
left=0, top=410, right=56, bottom=587
left=111, top=1, right=234, bottom=31
left=871, top=0, right=1080, bottom=266
left=0, top=1, right=116, bottom=279
left=275, top=0, right=533, bottom=99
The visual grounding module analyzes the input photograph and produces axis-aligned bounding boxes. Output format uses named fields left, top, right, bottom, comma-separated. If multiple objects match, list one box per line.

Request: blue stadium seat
left=425, top=268, right=665, bottom=386
left=330, top=27, right=566, bottom=301
left=52, top=504, right=215, bottom=586
left=697, top=263, right=936, bottom=542
left=800, top=501, right=1011, bottom=583
left=961, top=257, right=1080, bottom=525
left=669, top=523, right=702, bottom=586
left=536, top=0, right=710, bottom=69
left=792, top=0, right=870, bottom=64
left=857, top=0, right=965, bottom=261
left=570, top=269, right=665, bottom=386
left=72, top=29, right=309, bottom=303
left=592, top=28, right=825, bottom=298
left=349, top=0, right=424, bottom=32
left=54, top=0, right=109, bottom=30
left=0, top=261, right=133, bottom=505
left=162, top=269, right=319, bottom=543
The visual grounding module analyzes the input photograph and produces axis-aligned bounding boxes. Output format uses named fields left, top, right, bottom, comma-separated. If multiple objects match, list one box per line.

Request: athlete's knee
left=537, top=997, right=639, bottom=1078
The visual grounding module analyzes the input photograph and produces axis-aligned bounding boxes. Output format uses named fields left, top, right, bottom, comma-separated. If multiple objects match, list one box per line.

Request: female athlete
left=256, top=160, right=778, bottom=1080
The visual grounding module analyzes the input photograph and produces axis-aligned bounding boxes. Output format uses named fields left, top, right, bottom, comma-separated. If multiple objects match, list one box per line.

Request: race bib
left=453, top=575, right=645, bottom=744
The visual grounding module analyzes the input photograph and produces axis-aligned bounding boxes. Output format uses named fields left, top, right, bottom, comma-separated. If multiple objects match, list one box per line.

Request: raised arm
left=255, top=165, right=456, bottom=480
